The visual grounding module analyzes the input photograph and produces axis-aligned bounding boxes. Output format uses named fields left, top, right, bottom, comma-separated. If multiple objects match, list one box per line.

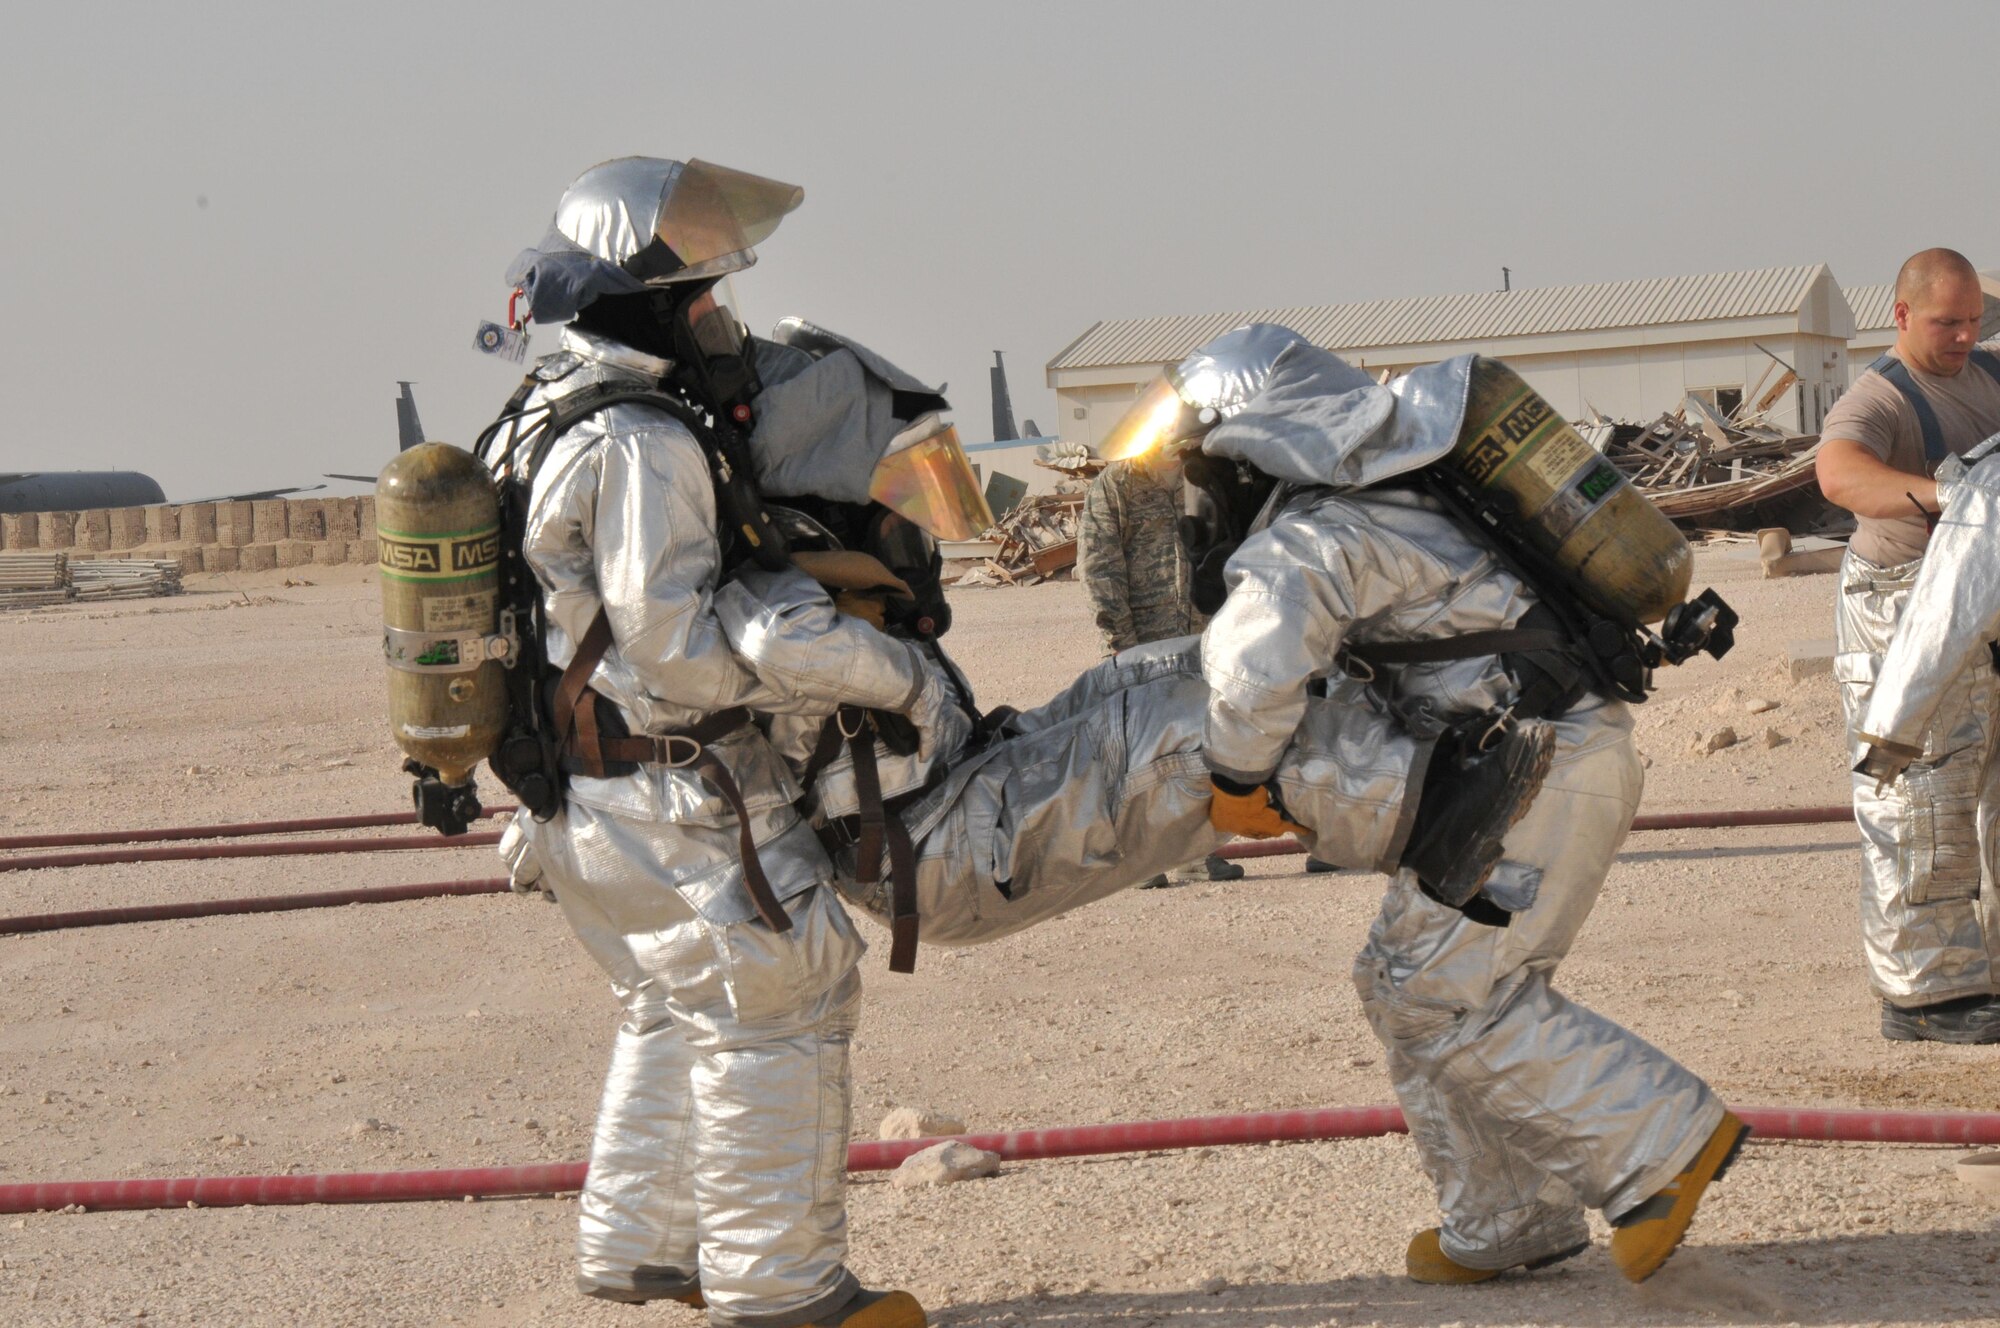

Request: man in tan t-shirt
left=1818, top=246, right=2000, bottom=1043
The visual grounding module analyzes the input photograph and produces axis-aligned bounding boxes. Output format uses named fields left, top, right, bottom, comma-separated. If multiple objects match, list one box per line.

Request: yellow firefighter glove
left=1208, top=777, right=1309, bottom=840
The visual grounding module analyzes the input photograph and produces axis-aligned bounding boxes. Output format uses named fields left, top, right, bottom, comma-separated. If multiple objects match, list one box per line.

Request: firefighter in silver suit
left=1854, top=438, right=2000, bottom=1034
left=1100, top=325, right=1745, bottom=1285
left=492, top=159, right=973, bottom=1328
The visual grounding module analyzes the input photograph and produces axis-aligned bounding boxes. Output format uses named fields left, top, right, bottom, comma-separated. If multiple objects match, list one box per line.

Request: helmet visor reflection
left=1098, top=376, right=1197, bottom=462
left=867, top=420, right=994, bottom=542
left=655, top=160, right=805, bottom=280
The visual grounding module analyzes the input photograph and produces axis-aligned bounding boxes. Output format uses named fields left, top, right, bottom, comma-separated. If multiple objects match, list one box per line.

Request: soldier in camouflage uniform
left=1080, top=449, right=1203, bottom=653
left=1080, top=448, right=1246, bottom=886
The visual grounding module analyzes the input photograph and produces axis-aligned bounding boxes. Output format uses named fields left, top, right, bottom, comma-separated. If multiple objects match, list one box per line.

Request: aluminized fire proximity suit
left=712, top=564, right=1425, bottom=945
left=492, top=159, right=976, bottom=1328
left=1193, top=348, right=1724, bottom=1272
left=502, top=326, right=875, bottom=1324
left=1853, top=444, right=2000, bottom=1002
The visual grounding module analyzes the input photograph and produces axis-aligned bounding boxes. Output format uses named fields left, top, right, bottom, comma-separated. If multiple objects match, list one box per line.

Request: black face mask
left=864, top=508, right=950, bottom=641
left=1179, top=452, right=1275, bottom=616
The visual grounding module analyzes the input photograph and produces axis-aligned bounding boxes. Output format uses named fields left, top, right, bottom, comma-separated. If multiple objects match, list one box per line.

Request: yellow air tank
left=376, top=444, right=509, bottom=786
left=1440, top=358, right=1691, bottom=624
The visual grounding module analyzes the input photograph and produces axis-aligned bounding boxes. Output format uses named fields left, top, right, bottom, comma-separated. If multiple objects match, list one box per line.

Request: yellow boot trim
left=1609, top=1110, right=1750, bottom=1283
left=811, top=1288, right=927, bottom=1328
left=1406, top=1228, right=1501, bottom=1284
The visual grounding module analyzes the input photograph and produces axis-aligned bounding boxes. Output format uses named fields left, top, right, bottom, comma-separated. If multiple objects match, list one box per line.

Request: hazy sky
left=5, top=0, right=1995, bottom=500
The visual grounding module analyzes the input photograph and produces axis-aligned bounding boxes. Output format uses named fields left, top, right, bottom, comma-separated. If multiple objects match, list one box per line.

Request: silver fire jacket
left=1860, top=449, right=2000, bottom=756
left=1202, top=486, right=1533, bottom=786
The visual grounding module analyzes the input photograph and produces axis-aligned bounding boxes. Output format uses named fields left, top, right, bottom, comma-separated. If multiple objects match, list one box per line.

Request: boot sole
left=1612, top=1113, right=1751, bottom=1283
left=1882, top=1016, right=2000, bottom=1044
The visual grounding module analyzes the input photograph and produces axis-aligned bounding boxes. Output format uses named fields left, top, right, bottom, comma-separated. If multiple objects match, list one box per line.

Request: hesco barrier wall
left=0, top=497, right=377, bottom=572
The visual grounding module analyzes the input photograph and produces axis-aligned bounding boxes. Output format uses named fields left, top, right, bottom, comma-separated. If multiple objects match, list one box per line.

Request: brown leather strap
left=553, top=610, right=616, bottom=752
left=837, top=707, right=919, bottom=974
left=581, top=705, right=790, bottom=934
left=688, top=749, right=792, bottom=934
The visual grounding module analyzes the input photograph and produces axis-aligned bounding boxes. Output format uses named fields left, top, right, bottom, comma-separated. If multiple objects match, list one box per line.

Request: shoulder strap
left=552, top=610, right=616, bottom=758
left=1971, top=347, right=2000, bottom=390
left=1870, top=353, right=1949, bottom=466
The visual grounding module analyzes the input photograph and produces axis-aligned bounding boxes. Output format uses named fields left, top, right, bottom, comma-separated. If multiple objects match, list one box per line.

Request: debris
left=1692, top=727, right=1740, bottom=756
left=948, top=493, right=1085, bottom=587
left=891, top=1140, right=1001, bottom=1188
left=1762, top=727, right=1789, bottom=749
left=1588, top=398, right=1826, bottom=528
left=877, top=1107, right=967, bottom=1141
left=1746, top=698, right=1781, bottom=715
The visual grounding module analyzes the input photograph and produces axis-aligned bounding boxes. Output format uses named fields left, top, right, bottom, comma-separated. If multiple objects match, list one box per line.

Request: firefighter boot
left=1405, top=1228, right=1590, bottom=1285
left=1609, top=1111, right=1751, bottom=1282
left=578, top=1266, right=704, bottom=1307
left=804, top=1288, right=927, bottom=1327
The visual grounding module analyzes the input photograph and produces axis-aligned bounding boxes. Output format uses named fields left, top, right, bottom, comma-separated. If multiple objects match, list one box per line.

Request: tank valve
left=403, top=759, right=483, bottom=836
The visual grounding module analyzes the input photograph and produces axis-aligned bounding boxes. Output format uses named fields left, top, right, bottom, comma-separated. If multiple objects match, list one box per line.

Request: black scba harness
left=1337, top=469, right=1736, bottom=719
left=473, top=377, right=931, bottom=966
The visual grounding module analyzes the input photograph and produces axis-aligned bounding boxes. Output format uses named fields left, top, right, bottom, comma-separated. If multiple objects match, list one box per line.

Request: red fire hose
left=0, top=879, right=512, bottom=936
left=0, top=806, right=1852, bottom=875
left=0, top=832, right=502, bottom=874
left=3, top=1103, right=1993, bottom=1214
left=0, top=807, right=514, bottom=853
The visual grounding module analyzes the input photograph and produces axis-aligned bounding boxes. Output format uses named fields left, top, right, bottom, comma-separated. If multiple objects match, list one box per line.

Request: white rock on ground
left=877, top=1106, right=966, bottom=1140
left=892, top=1140, right=1001, bottom=1188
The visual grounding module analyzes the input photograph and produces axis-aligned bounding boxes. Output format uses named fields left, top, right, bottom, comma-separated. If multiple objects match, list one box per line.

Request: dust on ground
left=3, top=549, right=1998, bottom=1327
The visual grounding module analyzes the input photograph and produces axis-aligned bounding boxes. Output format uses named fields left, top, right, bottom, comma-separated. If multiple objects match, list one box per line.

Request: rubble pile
left=949, top=493, right=1085, bottom=589
left=1582, top=391, right=1825, bottom=528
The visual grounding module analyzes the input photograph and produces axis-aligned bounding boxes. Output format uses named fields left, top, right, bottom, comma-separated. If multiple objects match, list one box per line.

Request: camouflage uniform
left=1080, top=453, right=1205, bottom=655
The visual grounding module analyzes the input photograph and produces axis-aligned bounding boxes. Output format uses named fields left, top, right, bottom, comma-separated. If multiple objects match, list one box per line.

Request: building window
left=1689, top=385, right=1744, bottom=417
left=1073, top=407, right=1087, bottom=419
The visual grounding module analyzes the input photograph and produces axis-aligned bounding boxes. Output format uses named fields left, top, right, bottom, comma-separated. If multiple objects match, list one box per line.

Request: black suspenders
left=1867, top=349, right=2000, bottom=466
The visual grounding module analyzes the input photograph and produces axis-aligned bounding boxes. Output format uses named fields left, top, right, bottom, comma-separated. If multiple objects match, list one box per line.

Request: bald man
left=1817, top=247, right=2000, bottom=1043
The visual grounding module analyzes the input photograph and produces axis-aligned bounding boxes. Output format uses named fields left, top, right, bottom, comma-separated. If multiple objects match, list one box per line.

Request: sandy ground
left=2, top=546, right=1998, bottom=1327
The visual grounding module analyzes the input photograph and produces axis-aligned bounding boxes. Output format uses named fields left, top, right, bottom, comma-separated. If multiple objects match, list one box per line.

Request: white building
left=1047, top=265, right=1858, bottom=443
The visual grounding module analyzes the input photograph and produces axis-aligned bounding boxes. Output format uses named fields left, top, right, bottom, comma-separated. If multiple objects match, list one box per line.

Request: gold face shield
left=1097, top=375, right=1203, bottom=462
left=653, top=159, right=805, bottom=281
left=867, top=416, right=995, bottom=543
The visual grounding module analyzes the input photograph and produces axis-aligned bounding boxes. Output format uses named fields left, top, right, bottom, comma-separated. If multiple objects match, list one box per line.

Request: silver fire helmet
left=1099, top=323, right=1312, bottom=461
left=508, top=157, right=804, bottom=324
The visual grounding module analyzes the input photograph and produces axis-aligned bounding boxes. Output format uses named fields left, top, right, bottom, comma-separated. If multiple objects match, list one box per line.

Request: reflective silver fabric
left=1171, top=322, right=1317, bottom=416
left=840, top=644, right=1425, bottom=946
left=1861, top=452, right=2000, bottom=751
left=497, top=326, right=866, bottom=1320
left=714, top=566, right=967, bottom=820
left=543, top=811, right=864, bottom=1324
left=1206, top=485, right=1721, bottom=1267
left=1202, top=487, right=1531, bottom=785
left=1199, top=348, right=1473, bottom=492
left=1354, top=701, right=1722, bottom=1267
left=1837, top=536, right=2000, bottom=1006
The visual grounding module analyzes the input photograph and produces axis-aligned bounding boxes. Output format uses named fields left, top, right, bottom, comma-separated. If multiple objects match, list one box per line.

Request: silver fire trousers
left=1351, top=699, right=1724, bottom=1270
left=836, top=641, right=1427, bottom=945
left=534, top=801, right=867, bottom=1328
left=1837, top=547, right=2000, bottom=1006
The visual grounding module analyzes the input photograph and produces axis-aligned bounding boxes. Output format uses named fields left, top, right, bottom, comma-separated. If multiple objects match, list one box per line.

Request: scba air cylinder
left=377, top=444, right=508, bottom=786
left=1441, top=358, right=1692, bottom=625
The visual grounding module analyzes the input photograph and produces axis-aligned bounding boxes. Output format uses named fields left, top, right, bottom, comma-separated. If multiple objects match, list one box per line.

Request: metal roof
left=1844, top=283, right=1894, bottom=331
left=1050, top=265, right=1835, bottom=373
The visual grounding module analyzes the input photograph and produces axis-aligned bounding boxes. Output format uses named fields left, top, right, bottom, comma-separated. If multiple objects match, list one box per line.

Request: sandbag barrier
left=3, top=1103, right=1993, bottom=1215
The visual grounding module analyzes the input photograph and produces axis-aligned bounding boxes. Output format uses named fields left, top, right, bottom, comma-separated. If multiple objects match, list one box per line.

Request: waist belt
left=803, top=705, right=920, bottom=974
left=553, top=609, right=791, bottom=935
